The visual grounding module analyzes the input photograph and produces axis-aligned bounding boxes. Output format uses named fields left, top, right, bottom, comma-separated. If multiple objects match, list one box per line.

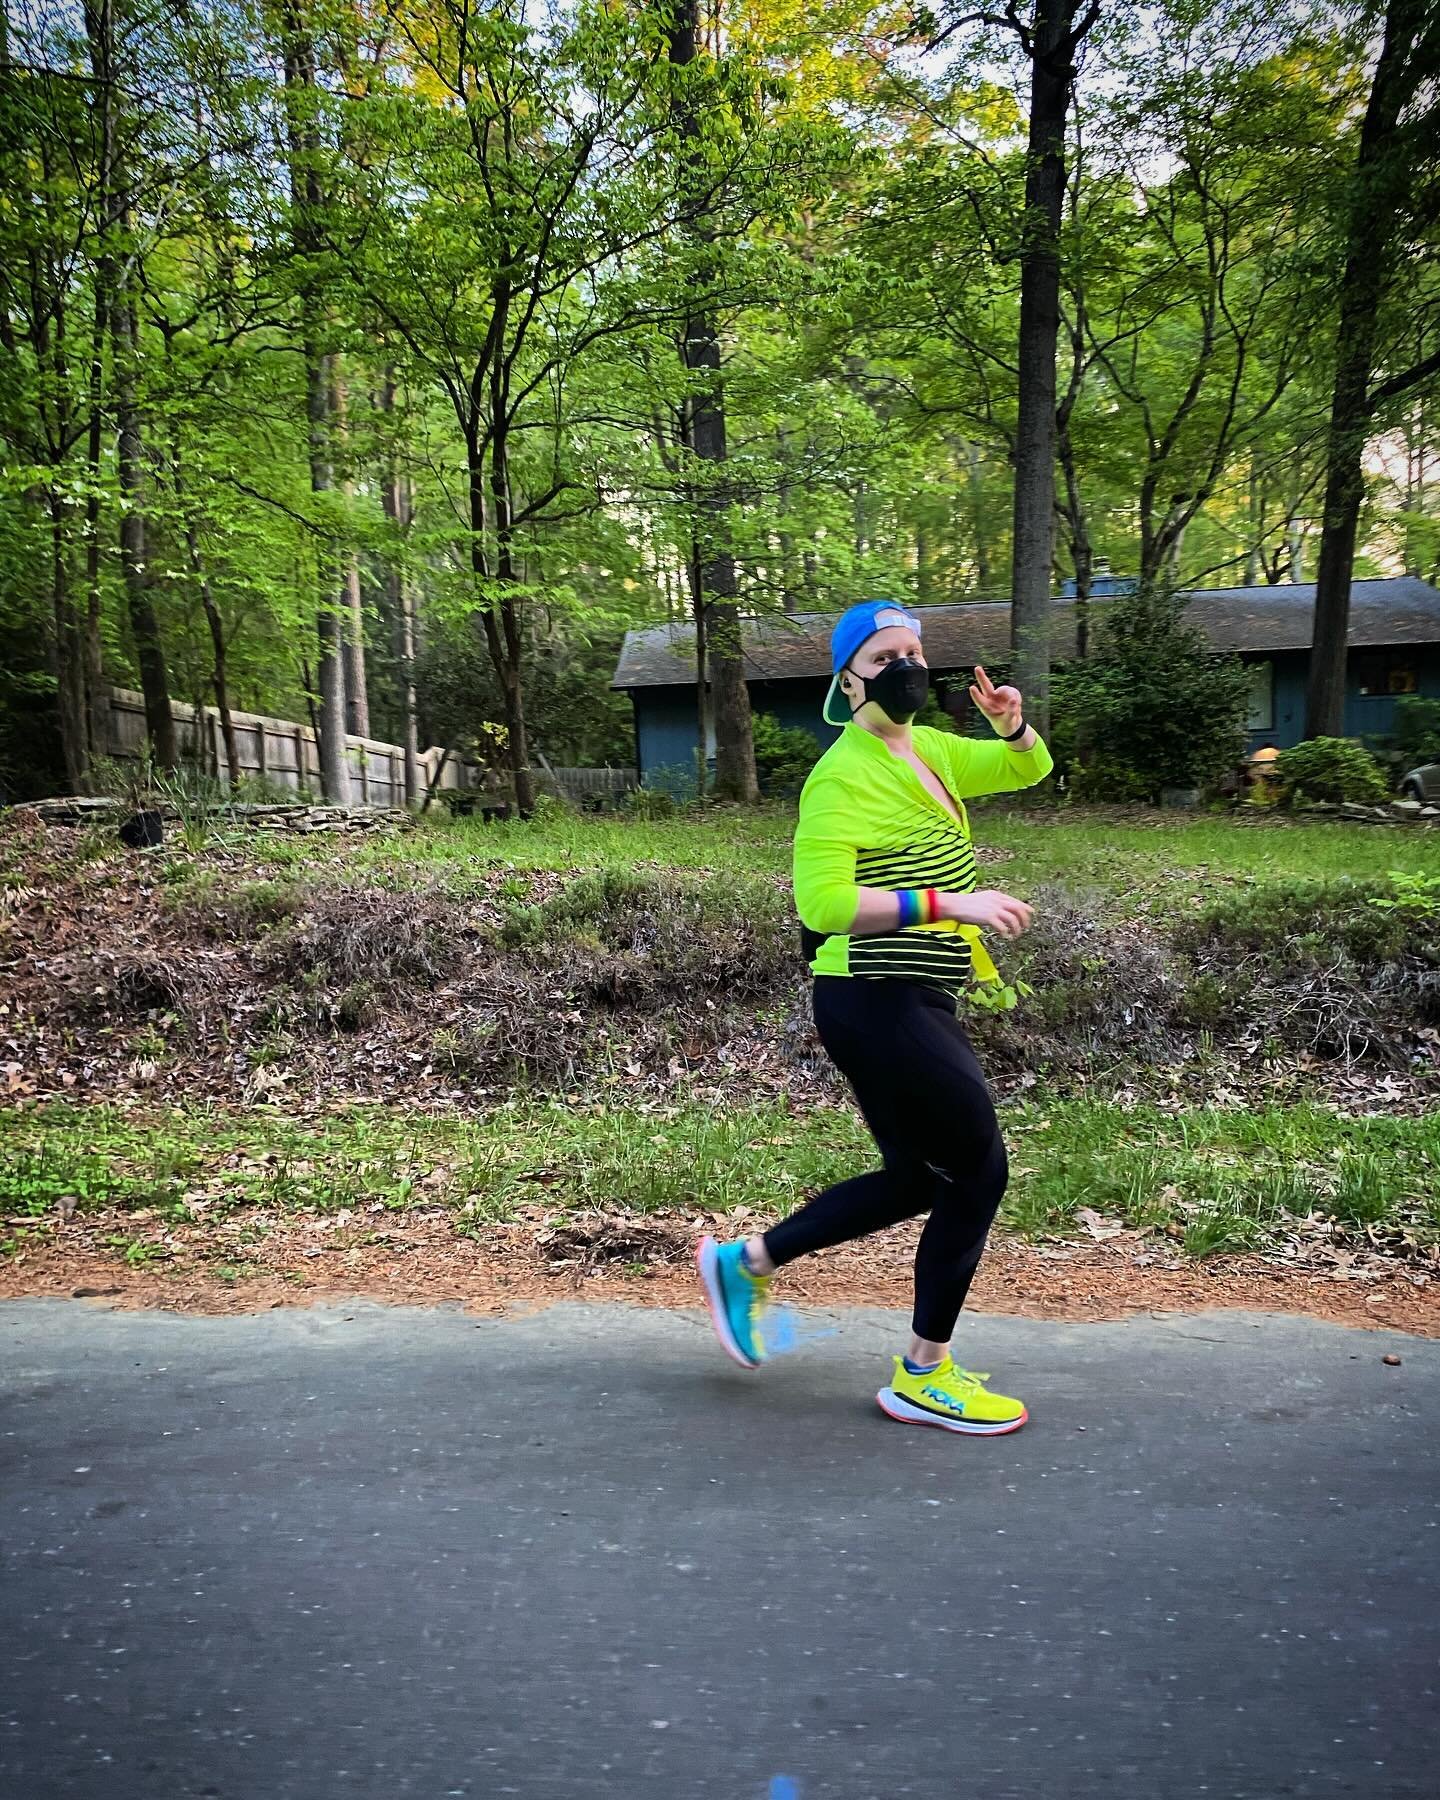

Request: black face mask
left=850, top=656, right=929, bottom=723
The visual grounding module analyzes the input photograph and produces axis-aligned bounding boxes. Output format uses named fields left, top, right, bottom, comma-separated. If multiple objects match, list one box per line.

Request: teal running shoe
left=696, top=1235, right=771, bottom=1369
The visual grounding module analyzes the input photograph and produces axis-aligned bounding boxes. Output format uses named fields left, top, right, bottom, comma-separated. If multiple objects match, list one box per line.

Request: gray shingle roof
left=611, top=577, right=1440, bottom=690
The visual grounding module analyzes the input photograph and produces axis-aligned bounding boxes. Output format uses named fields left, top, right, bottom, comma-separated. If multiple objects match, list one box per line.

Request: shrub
left=1051, top=585, right=1252, bottom=799
left=526, top=790, right=574, bottom=825
left=751, top=713, right=822, bottom=798
left=1275, top=737, right=1389, bottom=807
left=500, top=867, right=798, bottom=1004
left=232, top=772, right=308, bottom=805
left=260, top=888, right=460, bottom=987
left=622, top=785, right=677, bottom=820
left=1065, top=755, right=1157, bottom=804
left=1391, top=695, right=1440, bottom=766
left=1173, top=876, right=1439, bottom=970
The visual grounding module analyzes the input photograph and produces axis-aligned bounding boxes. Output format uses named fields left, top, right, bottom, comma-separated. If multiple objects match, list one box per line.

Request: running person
left=696, top=600, right=1053, bottom=1435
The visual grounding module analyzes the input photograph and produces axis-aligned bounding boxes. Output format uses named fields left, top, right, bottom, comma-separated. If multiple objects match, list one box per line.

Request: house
left=611, top=577, right=1440, bottom=786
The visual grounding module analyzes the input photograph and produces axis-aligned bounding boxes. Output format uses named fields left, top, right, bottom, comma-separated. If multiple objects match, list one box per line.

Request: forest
left=3, top=0, right=1438, bottom=806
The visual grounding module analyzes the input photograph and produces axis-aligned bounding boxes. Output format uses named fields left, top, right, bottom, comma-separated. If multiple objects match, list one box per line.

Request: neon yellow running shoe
left=877, top=1357, right=1028, bottom=1436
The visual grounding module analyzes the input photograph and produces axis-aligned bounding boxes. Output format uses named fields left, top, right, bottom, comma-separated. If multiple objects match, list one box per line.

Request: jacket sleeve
left=792, top=771, right=861, bottom=935
left=938, top=729, right=1054, bottom=800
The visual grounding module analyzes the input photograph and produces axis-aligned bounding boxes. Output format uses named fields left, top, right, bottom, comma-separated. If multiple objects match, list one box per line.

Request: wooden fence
left=104, top=687, right=473, bottom=808
left=538, top=763, right=637, bottom=805
left=104, top=689, right=636, bottom=810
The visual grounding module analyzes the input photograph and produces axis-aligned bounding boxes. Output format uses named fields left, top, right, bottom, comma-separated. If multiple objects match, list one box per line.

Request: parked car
left=1398, top=762, right=1440, bottom=803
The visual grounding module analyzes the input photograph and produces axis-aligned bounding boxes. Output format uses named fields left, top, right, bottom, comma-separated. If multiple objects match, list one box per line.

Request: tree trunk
left=1286, top=447, right=1307, bottom=582
left=915, top=524, right=933, bottom=603
left=281, top=18, right=350, bottom=802
left=310, top=358, right=351, bottom=803
left=491, top=355, right=537, bottom=817
left=965, top=440, right=992, bottom=591
left=170, top=441, right=240, bottom=783
left=1056, top=410, right=1091, bottom=657
left=1009, top=0, right=1080, bottom=742
left=467, top=392, right=537, bottom=817
left=330, top=361, right=371, bottom=739
left=1307, top=0, right=1430, bottom=740
left=380, top=373, right=420, bottom=806
left=111, top=287, right=177, bottom=769
left=84, top=0, right=173, bottom=770
left=48, top=489, right=89, bottom=793
left=1245, top=455, right=1263, bottom=587
left=668, top=0, right=758, bottom=805
left=684, top=355, right=756, bottom=802
left=776, top=427, right=800, bottom=609
left=82, top=316, right=108, bottom=779
left=81, top=0, right=115, bottom=784
left=687, top=533, right=710, bottom=796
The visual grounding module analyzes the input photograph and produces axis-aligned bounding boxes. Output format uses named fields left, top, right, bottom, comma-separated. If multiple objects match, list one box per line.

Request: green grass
left=350, top=806, right=798, bottom=889
left=73, top=795, right=1440, bottom=925
left=324, top=804, right=1440, bottom=921
left=967, top=810, right=1440, bottom=919
left=1003, top=1097, right=1439, bottom=1253
left=4, top=1096, right=1435, bottom=1262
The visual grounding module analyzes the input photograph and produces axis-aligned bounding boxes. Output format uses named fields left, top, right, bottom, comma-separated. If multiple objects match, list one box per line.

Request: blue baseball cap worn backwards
left=823, top=599, right=923, bottom=725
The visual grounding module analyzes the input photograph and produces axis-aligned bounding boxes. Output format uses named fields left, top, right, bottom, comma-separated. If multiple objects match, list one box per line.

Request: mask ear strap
left=824, top=668, right=859, bottom=726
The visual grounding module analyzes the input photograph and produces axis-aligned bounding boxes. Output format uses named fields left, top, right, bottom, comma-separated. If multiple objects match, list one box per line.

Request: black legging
left=763, top=975, right=1009, bottom=1344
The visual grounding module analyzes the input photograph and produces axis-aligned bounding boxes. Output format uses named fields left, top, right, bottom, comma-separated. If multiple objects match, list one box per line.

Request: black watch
left=1000, top=719, right=1029, bottom=742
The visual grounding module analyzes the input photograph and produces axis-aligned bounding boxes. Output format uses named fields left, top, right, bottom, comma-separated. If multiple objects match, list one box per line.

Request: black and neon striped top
left=792, top=722, right=1054, bottom=997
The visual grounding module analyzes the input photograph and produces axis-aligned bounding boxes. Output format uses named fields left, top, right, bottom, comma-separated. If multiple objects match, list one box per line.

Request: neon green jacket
left=792, top=722, right=1054, bottom=994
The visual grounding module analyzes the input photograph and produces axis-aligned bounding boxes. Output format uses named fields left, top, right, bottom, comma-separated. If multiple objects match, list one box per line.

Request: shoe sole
left=876, top=1387, right=1028, bottom=1436
left=695, top=1236, right=759, bottom=1370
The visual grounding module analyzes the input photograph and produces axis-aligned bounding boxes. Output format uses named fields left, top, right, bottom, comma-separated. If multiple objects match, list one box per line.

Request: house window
left=1354, top=653, right=1418, bottom=697
left=1246, top=660, right=1274, bottom=732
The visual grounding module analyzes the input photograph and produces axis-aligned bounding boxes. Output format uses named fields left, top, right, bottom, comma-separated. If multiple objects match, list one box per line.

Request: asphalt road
left=2, top=1299, right=1436, bottom=1799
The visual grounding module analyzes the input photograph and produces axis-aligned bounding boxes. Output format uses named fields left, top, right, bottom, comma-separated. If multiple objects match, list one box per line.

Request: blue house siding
left=635, top=691, right=707, bottom=793
left=749, top=681, right=841, bottom=744
left=636, top=680, right=838, bottom=793
left=1241, top=647, right=1440, bottom=751
left=1344, top=647, right=1440, bottom=746
left=1244, top=651, right=1307, bottom=750
left=634, top=647, right=1440, bottom=782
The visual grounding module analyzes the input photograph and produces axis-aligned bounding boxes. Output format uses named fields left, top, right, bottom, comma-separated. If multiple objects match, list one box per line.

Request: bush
left=1391, top=695, right=1440, bottom=766
left=751, top=713, right=822, bottom=798
left=232, top=773, right=312, bottom=805
left=1051, top=585, right=1252, bottom=799
left=526, top=790, right=574, bottom=825
left=1066, top=755, right=1157, bottom=804
left=622, top=785, right=677, bottom=820
left=1275, top=737, right=1389, bottom=807
left=1173, top=875, right=1439, bottom=970
left=500, top=867, right=798, bottom=1005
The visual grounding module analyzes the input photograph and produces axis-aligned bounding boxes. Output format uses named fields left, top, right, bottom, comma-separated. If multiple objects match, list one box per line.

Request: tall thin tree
left=1306, top=0, right=1440, bottom=738
left=277, top=2, right=350, bottom=801
left=666, top=0, right=758, bottom=803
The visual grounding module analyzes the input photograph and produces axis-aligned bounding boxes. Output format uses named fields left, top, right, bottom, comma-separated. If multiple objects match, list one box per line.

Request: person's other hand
left=968, top=664, right=1023, bottom=737
left=941, top=889, right=1034, bottom=938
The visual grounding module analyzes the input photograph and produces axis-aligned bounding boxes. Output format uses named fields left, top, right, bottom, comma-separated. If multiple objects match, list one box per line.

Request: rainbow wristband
left=897, top=888, right=941, bottom=928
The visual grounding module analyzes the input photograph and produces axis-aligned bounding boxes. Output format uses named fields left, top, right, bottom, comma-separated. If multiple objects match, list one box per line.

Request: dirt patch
left=2, top=1210, right=1434, bottom=1338
left=4, top=816, right=1438, bottom=1114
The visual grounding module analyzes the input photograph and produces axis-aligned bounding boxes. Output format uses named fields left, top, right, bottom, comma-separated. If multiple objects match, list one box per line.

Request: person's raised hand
left=968, top=664, right=1023, bottom=737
